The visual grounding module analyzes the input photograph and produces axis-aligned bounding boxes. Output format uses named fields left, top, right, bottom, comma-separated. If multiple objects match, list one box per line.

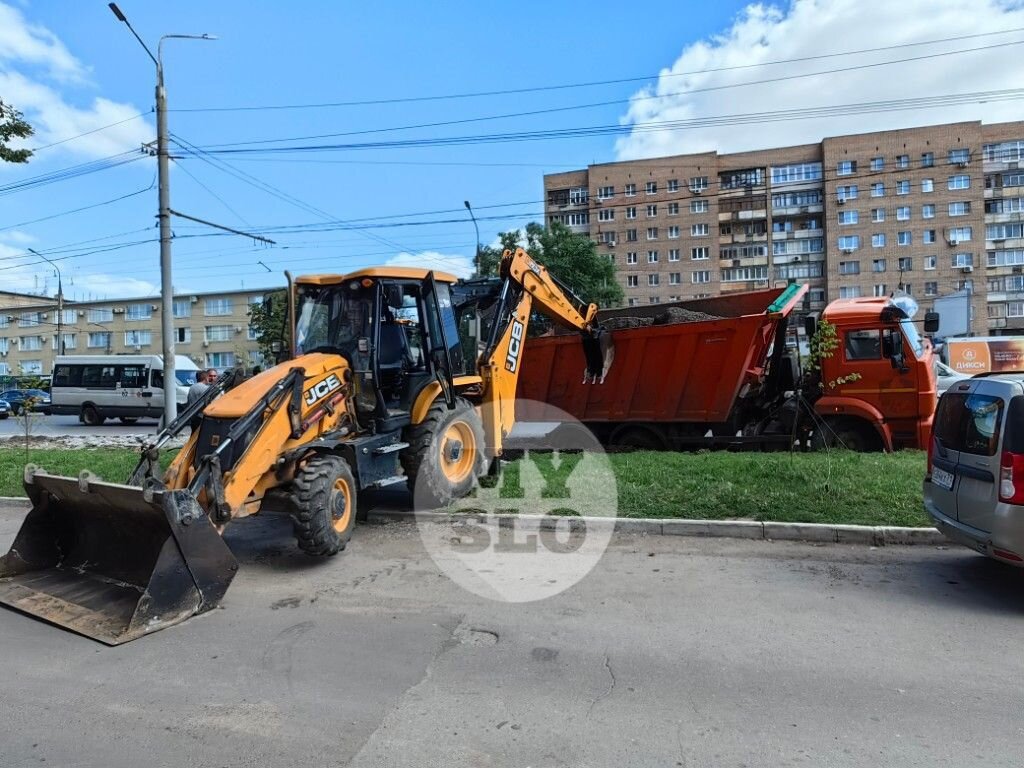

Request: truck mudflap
left=0, top=467, right=237, bottom=645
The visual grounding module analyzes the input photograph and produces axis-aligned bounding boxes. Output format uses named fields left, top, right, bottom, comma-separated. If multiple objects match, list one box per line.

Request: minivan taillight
left=999, top=451, right=1024, bottom=505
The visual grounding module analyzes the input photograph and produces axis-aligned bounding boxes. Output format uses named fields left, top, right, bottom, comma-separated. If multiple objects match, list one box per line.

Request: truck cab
left=813, top=296, right=937, bottom=451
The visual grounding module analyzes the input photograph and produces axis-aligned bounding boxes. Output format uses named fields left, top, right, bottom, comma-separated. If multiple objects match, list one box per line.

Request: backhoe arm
left=478, top=248, right=612, bottom=456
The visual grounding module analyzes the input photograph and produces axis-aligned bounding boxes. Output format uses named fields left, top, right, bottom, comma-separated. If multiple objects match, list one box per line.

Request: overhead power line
left=171, top=27, right=1024, bottom=113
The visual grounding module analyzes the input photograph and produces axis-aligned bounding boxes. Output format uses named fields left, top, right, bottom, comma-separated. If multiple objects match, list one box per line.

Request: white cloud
left=2, top=229, right=35, bottom=244
left=384, top=250, right=475, bottom=278
left=0, top=1, right=152, bottom=160
left=615, top=0, right=1024, bottom=159
left=0, top=239, right=157, bottom=298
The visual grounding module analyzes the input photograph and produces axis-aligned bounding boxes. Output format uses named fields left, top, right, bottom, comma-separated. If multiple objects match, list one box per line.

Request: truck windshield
left=900, top=319, right=925, bottom=358
left=295, top=284, right=372, bottom=355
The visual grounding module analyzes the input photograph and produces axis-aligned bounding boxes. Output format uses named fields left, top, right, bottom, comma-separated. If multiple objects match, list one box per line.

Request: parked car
left=924, top=374, right=1024, bottom=564
left=0, top=399, right=9, bottom=419
left=0, top=389, right=52, bottom=416
left=935, top=359, right=970, bottom=395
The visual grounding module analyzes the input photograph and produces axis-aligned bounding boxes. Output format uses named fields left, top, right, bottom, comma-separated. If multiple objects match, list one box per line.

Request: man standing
left=187, top=369, right=210, bottom=432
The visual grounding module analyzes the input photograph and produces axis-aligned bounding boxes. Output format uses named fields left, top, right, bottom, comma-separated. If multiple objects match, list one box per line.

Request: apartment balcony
left=772, top=204, right=824, bottom=216
left=718, top=232, right=768, bottom=246
left=987, top=291, right=1024, bottom=303
left=771, top=227, right=823, bottom=240
left=984, top=211, right=1023, bottom=224
left=718, top=208, right=768, bottom=222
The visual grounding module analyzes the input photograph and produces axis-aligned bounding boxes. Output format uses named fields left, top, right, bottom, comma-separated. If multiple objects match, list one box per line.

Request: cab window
left=844, top=329, right=882, bottom=361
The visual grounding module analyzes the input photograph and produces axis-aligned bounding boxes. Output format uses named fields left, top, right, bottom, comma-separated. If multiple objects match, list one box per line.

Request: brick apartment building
left=544, top=120, right=1024, bottom=335
left=0, top=287, right=279, bottom=377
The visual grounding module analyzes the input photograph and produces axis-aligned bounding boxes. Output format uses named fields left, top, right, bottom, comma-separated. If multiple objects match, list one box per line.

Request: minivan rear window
left=934, top=393, right=1005, bottom=456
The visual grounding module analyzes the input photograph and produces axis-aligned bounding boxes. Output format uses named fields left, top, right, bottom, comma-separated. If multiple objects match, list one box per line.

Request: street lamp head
left=108, top=3, right=127, bottom=22
left=464, top=200, right=471, bottom=210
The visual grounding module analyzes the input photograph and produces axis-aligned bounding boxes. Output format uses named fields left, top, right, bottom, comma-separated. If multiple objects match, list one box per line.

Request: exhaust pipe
left=0, top=467, right=237, bottom=645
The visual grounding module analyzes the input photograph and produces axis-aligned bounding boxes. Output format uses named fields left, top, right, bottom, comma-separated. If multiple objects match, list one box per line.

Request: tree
left=475, top=222, right=624, bottom=307
left=0, top=100, right=33, bottom=164
left=248, top=289, right=289, bottom=362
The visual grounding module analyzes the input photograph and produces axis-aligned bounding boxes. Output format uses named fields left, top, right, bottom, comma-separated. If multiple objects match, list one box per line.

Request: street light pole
left=28, top=248, right=63, bottom=359
left=464, top=200, right=481, bottom=277
left=108, top=3, right=215, bottom=425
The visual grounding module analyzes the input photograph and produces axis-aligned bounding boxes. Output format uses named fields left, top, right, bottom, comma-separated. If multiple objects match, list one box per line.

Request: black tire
left=811, top=419, right=880, bottom=452
left=119, top=417, right=139, bottom=425
left=609, top=424, right=667, bottom=451
left=289, top=453, right=357, bottom=556
left=401, top=397, right=485, bottom=507
left=81, top=404, right=104, bottom=426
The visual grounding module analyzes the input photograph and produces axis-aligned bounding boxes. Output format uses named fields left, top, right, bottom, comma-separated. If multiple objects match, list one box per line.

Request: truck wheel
left=81, top=404, right=104, bottom=426
left=812, top=419, right=880, bottom=452
left=609, top=424, right=667, bottom=451
left=289, top=453, right=357, bottom=556
left=119, top=417, right=139, bottom=425
left=401, top=397, right=485, bottom=507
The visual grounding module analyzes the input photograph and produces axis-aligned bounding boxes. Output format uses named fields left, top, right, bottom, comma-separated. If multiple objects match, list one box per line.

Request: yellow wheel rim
left=439, top=420, right=476, bottom=484
left=331, top=476, right=353, bottom=533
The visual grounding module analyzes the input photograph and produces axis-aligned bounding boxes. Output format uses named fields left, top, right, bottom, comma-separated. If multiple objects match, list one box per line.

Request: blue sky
left=2, top=0, right=1023, bottom=299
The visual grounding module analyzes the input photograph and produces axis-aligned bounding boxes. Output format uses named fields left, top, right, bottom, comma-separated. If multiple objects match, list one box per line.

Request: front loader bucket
left=0, top=467, right=237, bottom=645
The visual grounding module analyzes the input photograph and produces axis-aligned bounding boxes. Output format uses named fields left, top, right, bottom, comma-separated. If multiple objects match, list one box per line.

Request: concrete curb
left=0, top=496, right=945, bottom=546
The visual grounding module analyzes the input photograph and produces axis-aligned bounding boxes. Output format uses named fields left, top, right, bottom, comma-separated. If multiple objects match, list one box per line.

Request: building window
left=948, top=201, right=970, bottom=216
left=896, top=180, right=910, bottom=195
left=0, top=316, right=7, bottom=329
left=647, top=250, right=659, bottom=264
left=898, top=231, right=912, bottom=246
left=836, top=185, right=858, bottom=201
left=87, top=332, right=111, bottom=349
left=667, top=225, right=680, bottom=239
left=598, top=185, right=614, bottom=199
left=872, top=233, right=886, bottom=248
left=1009, top=302, right=1024, bottom=318
left=691, top=247, right=709, bottom=260
left=626, top=229, right=637, bottom=242
left=18, top=312, right=40, bottom=328
left=175, top=327, right=191, bottom=343
left=624, top=183, right=636, bottom=197
left=692, top=271, right=710, bottom=284
left=895, top=206, right=910, bottom=221
left=20, top=335, right=42, bottom=351
left=872, top=258, right=887, bottom=272
left=898, top=257, right=913, bottom=271
left=873, top=284, right=888, bottom=297
left=598, top=209, right=614, bottom=222
left=838, top=235, right=861, bottom=250
left=772, top=190, right=822, bottom=208
left=646, top=204, right=657, bottom=217
left=648, top=274, right=659, bottom=287
left=948, top=226, right=973, bottom=243
left=61, top=309, right=76, bottom=325
left=870, top=156, right=884, bottom=171
left=721, top=266, right=768, bottom=283
left=839, top=286, right=862, bottom=299
left=599, top=231, right=616, bottom=245
left=204, top=298, right=233, bottom=316
left=896, top=155, right=909, bottom=169
left=625, top=206, right=636, bottom=219
left=689, top=177, right=709, bottom=193
left=949, top=148, right=970, bottom=165
left=838, top=210, right=858, bottom=225
left=649, top=297, right=661, bottom=305
left=770, top=163, right=822, bottom=184
left=871, top=183, right=885, bottom=197
left=569, top=187, right=588, bottom=205
left=206, top=352, right=236, bottom=369
left=952, top=253, right=974, bottom=268
left=988, top=223, right=1024, bottom=240
left=690, top=223, right=708, bottom=236
left=988, top=249, right=1024, bottom=267
left=921, top=152, right=934, bottom=168
left=922, top=204, right=935, bottom=219
left=924, top=255, right=937, bottom=270
left=669, top=248, right=681, bottom=262
left=645, top=181, right=657, bottom=194
left=924, top=281, right=938, bottom=296
left=667, top=179, right=679, bottom=192
left=172, top=299, right=192, bottom=319
left=948, top=174, right=970, bottom=190
left=626, top=252, right=638, bottom=264
left=690, top=199, right=708, bottom=213
left=669, top=273, right=681, bottom=285
left=124, top=330, right=152, bottom=347
left=125, top=303, right=152, bottom=321
left=837, top=160, right=856, bottom=176
left=626, top=275, right=638, bottom=287
left=839, top=261, right=860, bottom=275
left=567, top=212, right=590, bottom=226
left=52, top=334, right=76, bottom=350
left=923, top=230, right=937, bottom=244
left=667, top=202, right=679, bottom=216
left=872, top=208, right=885, bottom=223
left=984, top=141, right=1024, bottom=162
left=647, top=227, right=659, bottom=240
left=921, top=178, right=934, bottom=193
left=205, top=325, right=233, bottom=342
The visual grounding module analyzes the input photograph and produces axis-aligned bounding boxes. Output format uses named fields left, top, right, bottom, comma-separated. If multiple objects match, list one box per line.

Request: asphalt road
left=0, top=413, right=157, bottom=439
left=0, top=504, right=1022, bottom=767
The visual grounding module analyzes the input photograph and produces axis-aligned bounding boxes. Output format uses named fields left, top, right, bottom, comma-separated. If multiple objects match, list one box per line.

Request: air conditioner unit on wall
left=961, top=265, right=974, bottom=273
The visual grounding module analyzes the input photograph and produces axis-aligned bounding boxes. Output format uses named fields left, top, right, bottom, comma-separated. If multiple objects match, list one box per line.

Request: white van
left=51, top=355, right=199, bottom=425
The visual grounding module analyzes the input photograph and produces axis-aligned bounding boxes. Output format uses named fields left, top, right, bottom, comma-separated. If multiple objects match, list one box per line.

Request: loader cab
left=293, top=269, right=464, bottom=426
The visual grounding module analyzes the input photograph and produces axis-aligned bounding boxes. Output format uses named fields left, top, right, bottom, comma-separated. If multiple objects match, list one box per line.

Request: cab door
left=421, top=273, right=457, bottom=408
left=954, top=381, right=1008, bottom=533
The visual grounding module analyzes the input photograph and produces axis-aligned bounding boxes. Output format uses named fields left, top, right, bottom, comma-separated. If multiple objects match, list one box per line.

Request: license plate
left=932, top=466, right=955, bottom=491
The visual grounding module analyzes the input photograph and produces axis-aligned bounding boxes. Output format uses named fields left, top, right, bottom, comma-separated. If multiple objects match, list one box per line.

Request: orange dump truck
left=518, top=285, right=938, bottom=451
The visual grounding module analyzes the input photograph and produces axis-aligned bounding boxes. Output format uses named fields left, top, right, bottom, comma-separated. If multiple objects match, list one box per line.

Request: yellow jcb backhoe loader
left=0, top=249, right=613, bottom=644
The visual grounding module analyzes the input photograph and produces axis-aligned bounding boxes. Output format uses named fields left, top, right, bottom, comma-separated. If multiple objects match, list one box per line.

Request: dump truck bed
left=518, top=285, right=805, bottom=426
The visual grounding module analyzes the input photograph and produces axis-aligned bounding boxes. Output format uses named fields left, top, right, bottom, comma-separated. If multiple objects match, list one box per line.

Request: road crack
left=587, top=654, right=616, bottom=718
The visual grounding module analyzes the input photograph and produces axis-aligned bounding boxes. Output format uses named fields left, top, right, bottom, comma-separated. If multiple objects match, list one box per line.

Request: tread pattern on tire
left=401, top=396, right=484, bottom=507
left=289, top=453, right=356, bottom=557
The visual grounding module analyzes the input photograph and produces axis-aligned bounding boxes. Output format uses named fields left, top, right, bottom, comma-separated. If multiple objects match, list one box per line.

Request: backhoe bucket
left=0, top=468, right=237, bottom=645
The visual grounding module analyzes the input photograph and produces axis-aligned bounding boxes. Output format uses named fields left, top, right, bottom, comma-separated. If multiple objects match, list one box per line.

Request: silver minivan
left=924, top=374, right=1024, bottom=565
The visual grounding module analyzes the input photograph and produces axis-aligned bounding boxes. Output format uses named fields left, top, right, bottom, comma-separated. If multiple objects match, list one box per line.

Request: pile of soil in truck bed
left=601, top=307, right=721, bottom=330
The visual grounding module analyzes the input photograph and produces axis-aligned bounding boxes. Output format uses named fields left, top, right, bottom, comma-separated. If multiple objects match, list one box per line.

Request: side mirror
left=923, top=311, right=939, bottom=334
left=883, top=329, right=909, bottom=374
